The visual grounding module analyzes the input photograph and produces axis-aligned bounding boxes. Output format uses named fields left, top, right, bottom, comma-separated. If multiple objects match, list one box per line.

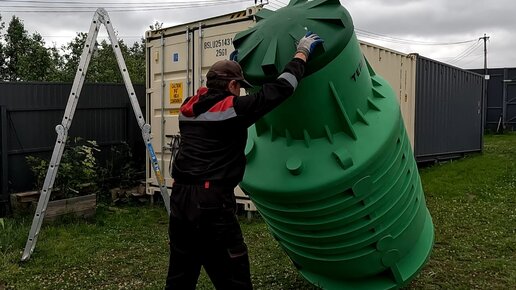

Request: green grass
left=0, top=206, right=313, bottom=290
left=410, top=133, right=516, bottom=289
left=1, top=133, right=515, bottom=289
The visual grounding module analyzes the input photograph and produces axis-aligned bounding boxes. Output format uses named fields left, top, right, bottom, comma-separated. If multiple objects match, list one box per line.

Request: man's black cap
left=206, top=60, right=253, bottom=88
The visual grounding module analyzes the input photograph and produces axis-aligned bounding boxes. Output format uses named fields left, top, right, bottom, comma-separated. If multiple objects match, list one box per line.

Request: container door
left=147, top=19, right=256, bottom=189
left=147, top=29, right=194, bottom=187
left=359, top=42, right=416, bottom=148
left=399, top=55, right=417, bottom=148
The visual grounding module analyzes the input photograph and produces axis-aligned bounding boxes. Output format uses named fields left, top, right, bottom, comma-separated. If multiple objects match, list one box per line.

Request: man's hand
left=296, top=32, right=324, bottom=59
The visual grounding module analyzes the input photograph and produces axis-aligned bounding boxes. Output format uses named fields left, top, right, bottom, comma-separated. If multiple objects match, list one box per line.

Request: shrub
left=25, top=137, right=101, bottom=200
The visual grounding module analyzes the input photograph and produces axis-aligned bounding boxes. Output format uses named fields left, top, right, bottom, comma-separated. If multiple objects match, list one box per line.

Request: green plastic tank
left=233, top=0, right=434, bottom=289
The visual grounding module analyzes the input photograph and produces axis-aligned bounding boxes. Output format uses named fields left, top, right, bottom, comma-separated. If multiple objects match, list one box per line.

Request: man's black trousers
left=165, top=183, right=252, bottom=289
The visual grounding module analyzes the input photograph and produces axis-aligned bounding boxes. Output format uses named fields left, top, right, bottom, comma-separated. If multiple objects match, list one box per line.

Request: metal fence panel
left=471, top=68, right=504, bottom=132
left=0, top=106, right=8, bottom=216
left=508, top=72, right=516, bottom=130
left=415, top=56, right=484, bottom=162
left=470, top=67, right=516, bottom=132
left=0, top=82, right=146, bottom=216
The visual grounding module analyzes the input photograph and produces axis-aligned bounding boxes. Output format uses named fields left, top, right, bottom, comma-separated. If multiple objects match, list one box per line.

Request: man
left=165, top=32, right=323, bottom=289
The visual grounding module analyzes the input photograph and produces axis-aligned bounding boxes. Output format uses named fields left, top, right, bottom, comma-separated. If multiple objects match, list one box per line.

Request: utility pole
left=479, top=33, right=490, bottom=135
left=480, top=34, right=490, bottom=76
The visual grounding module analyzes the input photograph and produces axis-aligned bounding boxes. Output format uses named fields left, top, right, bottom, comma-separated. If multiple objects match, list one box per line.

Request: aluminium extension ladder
left=21, top=8, right=170, bottom=261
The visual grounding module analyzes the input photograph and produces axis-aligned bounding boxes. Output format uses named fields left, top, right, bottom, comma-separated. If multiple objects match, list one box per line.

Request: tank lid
left=233, top=0, right=354, bottom=84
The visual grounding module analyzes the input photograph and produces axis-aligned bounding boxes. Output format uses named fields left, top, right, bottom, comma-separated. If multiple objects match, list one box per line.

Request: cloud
left=344, top=0, right=514, bottom=68
left=0, top=0, right=514, bottom=69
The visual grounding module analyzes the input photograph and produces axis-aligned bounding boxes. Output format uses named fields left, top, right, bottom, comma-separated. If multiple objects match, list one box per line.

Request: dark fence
left=470, top=67, right=516, bottom=132
left=0, top=82, right=146, bottom=217
left=415, top=56, right=484, bottom=162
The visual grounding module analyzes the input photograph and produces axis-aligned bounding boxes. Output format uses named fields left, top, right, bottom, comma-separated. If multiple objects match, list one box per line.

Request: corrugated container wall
left=415, top=56, right=484, bottom=162
left=470, top=67, right=516, bottom=132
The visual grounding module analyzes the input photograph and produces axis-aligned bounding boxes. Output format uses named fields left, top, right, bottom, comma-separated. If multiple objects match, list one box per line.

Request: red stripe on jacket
left=180, top=87, right=208, bottom=117
left=209, top=96, right=234, bottom=112
left=180, top=87, right=235, bottom=117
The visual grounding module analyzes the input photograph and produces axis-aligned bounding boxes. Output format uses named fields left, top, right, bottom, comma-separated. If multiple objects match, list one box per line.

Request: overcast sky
left=0, top=0, right=514, bottom=70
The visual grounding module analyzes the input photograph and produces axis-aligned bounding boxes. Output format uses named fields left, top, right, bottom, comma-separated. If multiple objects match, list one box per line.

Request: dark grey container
left=414, top=56, right=484, bottom=162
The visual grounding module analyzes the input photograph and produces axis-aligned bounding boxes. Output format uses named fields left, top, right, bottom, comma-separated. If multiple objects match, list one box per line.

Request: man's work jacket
left=172, top=58, right=305, bottom=187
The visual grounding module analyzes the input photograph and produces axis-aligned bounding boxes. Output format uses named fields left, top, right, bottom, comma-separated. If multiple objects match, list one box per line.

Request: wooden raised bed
left=12, top=191, right=96, bottom=222
left=46, top=194, right=96, bottom=222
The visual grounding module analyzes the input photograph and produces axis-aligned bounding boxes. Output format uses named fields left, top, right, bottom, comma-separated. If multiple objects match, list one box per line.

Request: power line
left=356, top=28, right=477, bottom=46
left=266, top=2, right=283, bottom=9
left=354, top=28, right=486, bottom=67
left=446, top=41, right=482, bottom=64
left=0, top=0, right=247, bottom=12
left=42, top=35, right=142, bottom=38
left=1, top=0, right=234, bottom=4
left=1, top=0, right=489, bottom=61
left=459, top=54, right=484, bottom=67
left=447, top=42, right=481, bottom=62
left=274, top=0, right=289, bottom=6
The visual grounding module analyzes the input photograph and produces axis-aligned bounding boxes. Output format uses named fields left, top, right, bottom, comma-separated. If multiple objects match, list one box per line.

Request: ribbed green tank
left=234, top=0, right=434, bottom=289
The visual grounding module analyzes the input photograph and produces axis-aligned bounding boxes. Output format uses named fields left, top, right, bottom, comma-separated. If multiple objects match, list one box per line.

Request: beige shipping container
left=145, top=6, right=262, bottom=211
left=359, top=41, right=417, bottom=148
left=145, top=7, right=416, bottom=212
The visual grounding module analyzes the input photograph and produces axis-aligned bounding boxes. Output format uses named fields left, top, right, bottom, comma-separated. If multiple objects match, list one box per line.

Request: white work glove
left=296, top=32, right=324, bottom=58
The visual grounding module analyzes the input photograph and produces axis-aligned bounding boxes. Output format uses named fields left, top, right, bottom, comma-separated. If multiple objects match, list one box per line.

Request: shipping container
left=145, top=6, right=484, bottom=207
left=415, top=56, right=484, bottom=162
left=145, top=5, right=263, bottom=210
left=144, top=7, right=418, bottom=197
left=360, top=41, right=417, bottom=147
left=470, top=67, right=516, bottom=132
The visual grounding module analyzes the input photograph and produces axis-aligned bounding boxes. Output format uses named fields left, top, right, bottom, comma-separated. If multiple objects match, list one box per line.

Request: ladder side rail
left=97, top=9, right=145, bottom=129
left=100, top=9, right=171, bottom=213
left=62, top=16, right=102, bottom=129
left=21, top=11, right=103, bottom=262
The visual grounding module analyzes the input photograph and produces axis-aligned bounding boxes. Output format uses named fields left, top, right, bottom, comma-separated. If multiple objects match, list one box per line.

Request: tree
left=88, top=39, right=122, bottom=83
left=124, top=39, right=145, bottom=84
left=149, top=21, right=163, bottom=31
left=0, top=13, right=146, bottom=83
left=60, top=34, right=145, bottom=84
left=3, top=15, right=54, bottom=82
left=61, top=32, right=88, bottom=82
left=17, top=33, right=54, bottom=81
left=46, top=45, right=66, bottom=82
left=3, top=16, right=27, bottom=81
left=0, top=15, right=6, bottom=80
